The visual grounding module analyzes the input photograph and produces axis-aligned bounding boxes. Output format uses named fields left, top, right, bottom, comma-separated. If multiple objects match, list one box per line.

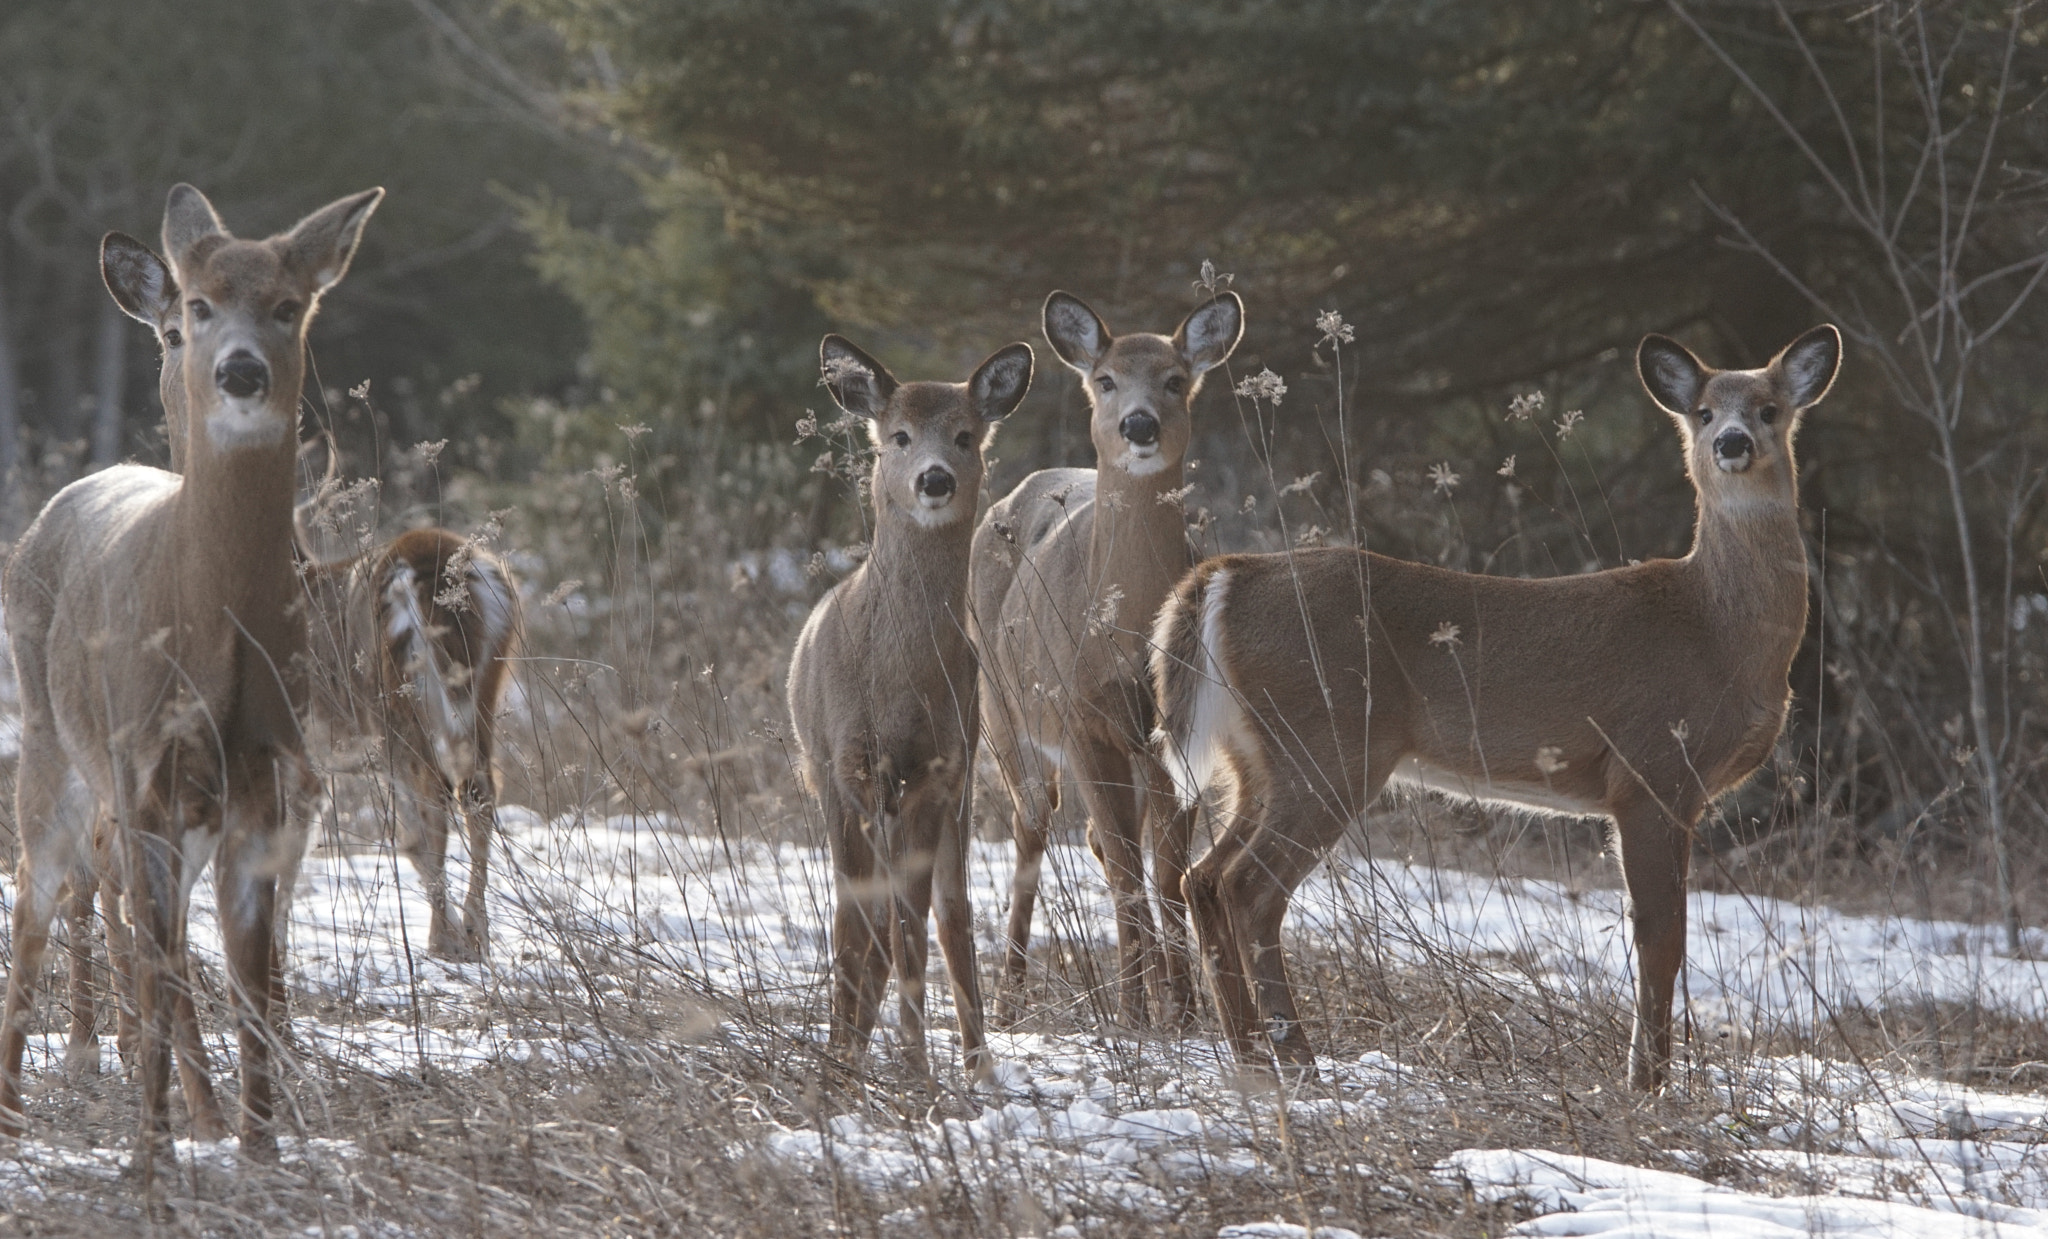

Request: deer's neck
left=1686, top=488, right=1808, bottom=667
left=174, top=435, right=305, bottom=655
left=1086, top=461, right=1189, bottom=666
left=865, top=511, right=975, bottom=634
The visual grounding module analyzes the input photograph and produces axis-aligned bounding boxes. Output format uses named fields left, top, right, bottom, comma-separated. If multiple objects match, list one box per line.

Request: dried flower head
left=1428, top=461, right=1460, bottom=495
left=1429, top=621, right=1462, bottom=648
left=1281, top=471, right=1320, bottom=497
left=1535, top=745, right=1568, bottom=776
left=820, top=354, right=872, bottom=386
left=793, top=411, right=819, bottom=441
left=543, top=578, right=583, bottom=607
left=1086, top=583, right=1126, bottom=637
left=1195, top=258, right=1234, bottom=295
left=1235, top=368, right=1287, bottom=405
left=1316, top=309, right=1355, bottom=348
left=349, top=379, right=372, bottom=401
left=1157, top=483, right=1197, bottom=508
left=415, top=439, right=447, bottom=468
left=1555, top=409, right=1585, bottom=440
left=1498, top=455, right=1517, bottom=478
left=1507, top=390, right=1546, bottom=422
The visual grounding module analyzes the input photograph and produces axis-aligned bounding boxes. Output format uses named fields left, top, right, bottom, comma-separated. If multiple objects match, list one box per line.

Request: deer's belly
left=1388, top=757, right=1605, bottom=820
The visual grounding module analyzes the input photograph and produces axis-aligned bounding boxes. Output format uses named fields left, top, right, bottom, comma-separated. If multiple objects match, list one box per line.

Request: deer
left=1150, top=325, right=1841, bottom=1089
left=2, top=183, right=382, bottom=1160
left=21, top=231, right=523, bottom=1146
left=103, top=233, right=523, bottom=965
left=787, top=333, right=1034, bottom=1085
left=970, top=291, right=1242, bottom=1026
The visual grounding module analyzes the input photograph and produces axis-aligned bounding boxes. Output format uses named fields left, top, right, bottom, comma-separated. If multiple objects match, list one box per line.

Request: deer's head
left=1638, top=324, right=1840, bottom=502
left=821, top=335, right=1034, bottom=529
left=1042, top=291, right=1243, bottom=480
left=118, top=184, right=381, bottom=463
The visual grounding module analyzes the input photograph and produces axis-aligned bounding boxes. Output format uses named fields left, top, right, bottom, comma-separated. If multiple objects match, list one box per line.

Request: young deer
left=971, top=292, right=1242, bottom=1025
left=3, top=184, right=381, bottom=1159
left=1152, top=326, right=1841, bottom=1089
left=104, top=234, right=522, bottom=963
left=788, top=334, right=1034, bottom=1084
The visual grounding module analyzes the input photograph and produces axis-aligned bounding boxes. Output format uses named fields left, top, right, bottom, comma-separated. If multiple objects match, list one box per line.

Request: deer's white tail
left=379, top=546, right=517, bottom=785
left=1152, top=564, right=1242, bottom=808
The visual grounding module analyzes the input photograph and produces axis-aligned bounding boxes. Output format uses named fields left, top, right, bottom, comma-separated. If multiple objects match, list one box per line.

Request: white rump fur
left=377, top=551, right=517, bottom=785
left=1155, top=568, right=1244, bottom=807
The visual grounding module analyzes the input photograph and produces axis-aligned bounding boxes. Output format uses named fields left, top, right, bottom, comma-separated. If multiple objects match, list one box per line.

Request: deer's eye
left=188, top=299, right=212, bottom=322
left=892, top=430, right=910, bottom=448
left=955, top=430, right=974, bottom=449
left=162, top=327, right=183, bottom=349
left=1759, top=404, right=1778, bottom=426
left=1096, top=374, right=1116, bottom=394
left=274, top=299, right=302, bottom=325
left=1165, top=374, right=1187, bottom=396
left=1695, top=408, right=1712, bottom=425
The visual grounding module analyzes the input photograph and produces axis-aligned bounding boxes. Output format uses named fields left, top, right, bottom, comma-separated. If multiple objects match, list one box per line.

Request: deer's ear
left=102, top=233, right=178, bottom=327
left=280, top=187, right=384, bottom=293
left=1043, top=292, right=1111, bottom=372
left=970, top=343, right=1034, bottom=423
left=1637, top=334, right=1708, bottom=420
left=1773, top=324, right=1841, bottom=411
left=820, top=334, right=898, bottom=418
left=162, top=183, right=227, bottom=278
left=1174, top=292, right=1244, bottom=376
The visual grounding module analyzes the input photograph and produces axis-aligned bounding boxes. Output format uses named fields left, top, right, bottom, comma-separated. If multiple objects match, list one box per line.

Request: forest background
left=2, top=0, right=2046, bottom=929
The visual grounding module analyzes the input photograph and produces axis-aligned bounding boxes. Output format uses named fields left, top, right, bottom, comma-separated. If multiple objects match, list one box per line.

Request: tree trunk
left=0, top=247, right=21, bottom=489
left=91, top=298, right=129, bottom=467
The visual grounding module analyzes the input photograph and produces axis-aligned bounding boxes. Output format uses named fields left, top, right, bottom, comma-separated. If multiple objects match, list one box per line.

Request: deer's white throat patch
left=204, top=398, right=292, bottom=451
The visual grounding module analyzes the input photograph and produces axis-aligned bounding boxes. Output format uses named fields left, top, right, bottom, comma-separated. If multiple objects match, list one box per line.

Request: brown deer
left=971, top=291, right=1242, bottom=1025
left=1151, top=326, right=1840, bottom=1089
left=788, top=334, right=1034, bottom=1084
left=103, top=233, right=523, bottom=964
left=2, top=183, right=381, bottom=1159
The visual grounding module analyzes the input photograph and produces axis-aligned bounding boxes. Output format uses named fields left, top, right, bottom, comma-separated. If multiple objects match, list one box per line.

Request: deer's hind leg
left=455, top=764, right=499, bottom=961
left=2, top=744, right=93, bottom=1135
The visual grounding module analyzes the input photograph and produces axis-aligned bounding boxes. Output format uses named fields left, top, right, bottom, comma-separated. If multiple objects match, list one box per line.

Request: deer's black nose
left=1714, top=429, right=1753, bottom=461
left=216, top=351, right=269, bottom=399
left=917, top=466, right=956, bottom=499
left=1120, top=411, right=1160, bottom=446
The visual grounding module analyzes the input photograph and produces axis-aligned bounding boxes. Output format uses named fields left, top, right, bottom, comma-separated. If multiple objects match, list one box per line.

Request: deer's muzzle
left=916, top=466, right=957, bottom=505
left=216, top=351, right=270, bottom=400
left=1713, top=429, right=1755, bottom=472
left=1120, top=411, right=1160, bottom=447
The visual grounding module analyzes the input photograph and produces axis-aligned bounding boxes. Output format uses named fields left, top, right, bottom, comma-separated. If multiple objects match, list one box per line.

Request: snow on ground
left=0, top=763, right=2044, bottom=1230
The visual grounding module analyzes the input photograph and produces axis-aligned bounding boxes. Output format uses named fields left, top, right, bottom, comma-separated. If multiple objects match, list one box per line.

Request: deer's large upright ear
left=1043, top=292, right=1111, bottom=372
left=102, top=233, right=178, bottom=327
left=820, top=334, right=899, bottom=418
left=1174, top=291, right=1244, bottom=376
left=1637, top=334, right=1709, bottom=419
left=1773, top=324, right=1841, bottom=411
left=280, top=187, right=384, bottom=293
left=162, top=183, right=226, bottom=278
left=970, top=342, right=1035, bottom=422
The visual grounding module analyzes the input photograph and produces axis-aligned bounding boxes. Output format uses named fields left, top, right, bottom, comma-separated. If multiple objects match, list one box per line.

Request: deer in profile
left=971, top=291, right=1242, bottom=1025
left=102, top=234, right=523, bottom=965
left=788, top=334, right=1034, bottom=1084
left=2, top=183, right=381, bottom=1160
left=1152, top=326, right=1840, bottom=1089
